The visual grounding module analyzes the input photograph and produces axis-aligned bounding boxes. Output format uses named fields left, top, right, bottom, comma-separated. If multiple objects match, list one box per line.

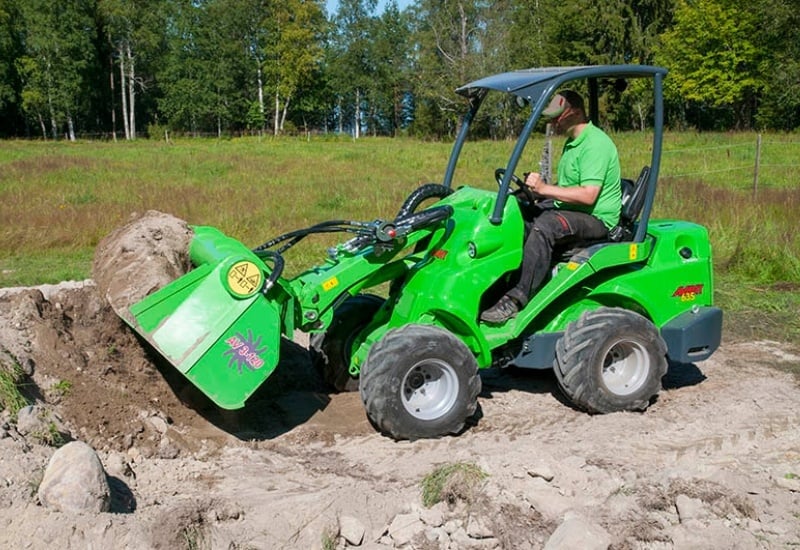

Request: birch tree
left=16, top=0, right=97, bottom=140
left=410, top=0, right=491, bottom=138
left=368, top=1, right=413, bottom=136
left=264, top=0, right=325, bottom=135
left=329, top=0, right=378, bottom=138
left=99, top=0, right=166, bottom=139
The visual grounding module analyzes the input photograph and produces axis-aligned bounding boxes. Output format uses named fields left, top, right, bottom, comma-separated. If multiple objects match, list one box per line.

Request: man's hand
left=525, top=172, right=601, bottom=206
left=525, top=172, right=546, bottom=195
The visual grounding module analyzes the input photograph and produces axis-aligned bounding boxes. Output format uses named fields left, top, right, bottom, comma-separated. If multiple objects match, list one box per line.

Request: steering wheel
left=495, top=168, right=537, bottom=203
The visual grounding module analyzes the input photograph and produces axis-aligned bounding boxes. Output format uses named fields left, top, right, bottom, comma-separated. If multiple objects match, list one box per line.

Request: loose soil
left=0, top=211, right=798, bottom=549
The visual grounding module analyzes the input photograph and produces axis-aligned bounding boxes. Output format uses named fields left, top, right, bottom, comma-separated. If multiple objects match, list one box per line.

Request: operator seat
left=553, top=165, right=651, bottom=262
left=608, top=165, right=650, bottom=242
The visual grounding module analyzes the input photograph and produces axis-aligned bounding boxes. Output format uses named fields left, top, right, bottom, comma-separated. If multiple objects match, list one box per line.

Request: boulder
left=37, top=441, right=111, bottom=513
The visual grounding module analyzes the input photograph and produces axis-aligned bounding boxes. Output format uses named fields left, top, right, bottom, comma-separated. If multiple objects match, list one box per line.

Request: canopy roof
left=455, top=65, right=667, bottom=100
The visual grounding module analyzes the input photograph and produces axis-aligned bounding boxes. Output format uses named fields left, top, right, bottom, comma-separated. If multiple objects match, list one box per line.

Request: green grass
left=1, top=133, right=798, bottom=345
left=0, top=363, right=28, bottom=417
left=420, top=462, right=488, bottom=508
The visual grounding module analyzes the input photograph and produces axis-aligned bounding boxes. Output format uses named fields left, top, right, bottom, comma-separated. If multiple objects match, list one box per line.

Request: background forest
left=0, top=0, right=798, bottom=140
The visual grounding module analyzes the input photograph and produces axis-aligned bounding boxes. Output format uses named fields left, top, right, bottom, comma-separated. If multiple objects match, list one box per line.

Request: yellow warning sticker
left=629, top=244, right=638, bottom=260
left=226, top=260, right=262, bottom=297
left=322, top=276, right=339, bottom=292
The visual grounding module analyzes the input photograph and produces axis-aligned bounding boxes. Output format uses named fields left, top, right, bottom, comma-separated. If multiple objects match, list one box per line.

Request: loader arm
left=121, top=205, right=453, bottom=410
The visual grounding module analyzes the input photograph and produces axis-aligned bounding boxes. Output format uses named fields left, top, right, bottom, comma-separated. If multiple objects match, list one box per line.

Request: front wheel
left=310, top=294, right=385, bottom=392
left=554, top=308, right=668, bottom=413
left=359, top=325, right=481, bottom=440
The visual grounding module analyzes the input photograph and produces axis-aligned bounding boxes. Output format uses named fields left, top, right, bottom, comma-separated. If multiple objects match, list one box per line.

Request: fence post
left=753, top=133, right=762, bottom=198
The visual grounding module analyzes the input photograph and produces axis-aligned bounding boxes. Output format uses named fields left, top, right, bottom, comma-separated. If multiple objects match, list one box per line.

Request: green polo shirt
left=554, top=122, right=621, bottom=229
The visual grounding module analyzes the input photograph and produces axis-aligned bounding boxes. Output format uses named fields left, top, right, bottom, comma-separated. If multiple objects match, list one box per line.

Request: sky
left=325, top=0, right=414, bottom=16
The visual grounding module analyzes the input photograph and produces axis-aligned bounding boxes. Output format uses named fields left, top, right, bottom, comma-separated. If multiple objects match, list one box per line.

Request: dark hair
left=559, top=90, right=585, bottom=113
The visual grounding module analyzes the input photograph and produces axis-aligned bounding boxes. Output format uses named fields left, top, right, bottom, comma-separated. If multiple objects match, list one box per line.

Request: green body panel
left=350, top=209, right=715, bottom=370
left=351, top=186, right=524, bottom=369
left=533, top=220, right=715, bottom=336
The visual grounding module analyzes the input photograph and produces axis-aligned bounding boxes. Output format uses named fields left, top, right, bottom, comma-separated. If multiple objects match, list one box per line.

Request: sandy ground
left=0, top=212, right=799, bottom=549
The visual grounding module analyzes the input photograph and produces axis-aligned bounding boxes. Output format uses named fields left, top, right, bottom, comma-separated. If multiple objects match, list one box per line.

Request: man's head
left=542, top=90, right=587, bottom=135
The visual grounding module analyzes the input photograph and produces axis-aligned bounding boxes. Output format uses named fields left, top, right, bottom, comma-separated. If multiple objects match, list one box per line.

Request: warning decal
left=322, top=276, right=339, bottom=292
left=226, top=260, right=263, bottom=297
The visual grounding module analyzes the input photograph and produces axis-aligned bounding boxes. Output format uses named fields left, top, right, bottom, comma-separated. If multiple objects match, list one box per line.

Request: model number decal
left=672, top=284, right=704, bottom=302
left=224, top=330, right=267, bottom=372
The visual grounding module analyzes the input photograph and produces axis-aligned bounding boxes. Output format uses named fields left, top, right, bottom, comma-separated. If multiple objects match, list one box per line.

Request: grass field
left=1, top=133, right=798, bottom=344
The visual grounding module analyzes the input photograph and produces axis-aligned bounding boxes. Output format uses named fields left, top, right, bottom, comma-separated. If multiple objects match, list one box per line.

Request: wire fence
left=660, top=136, right=800, bottom=195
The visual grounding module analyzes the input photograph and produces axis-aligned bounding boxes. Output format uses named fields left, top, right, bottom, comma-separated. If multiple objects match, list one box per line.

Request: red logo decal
left=672, top=284, right=704, bottom=298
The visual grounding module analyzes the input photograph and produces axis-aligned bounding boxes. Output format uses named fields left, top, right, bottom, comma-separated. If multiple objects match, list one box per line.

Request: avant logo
left=672, top=284, right=704, bottom=301
left=224, top=330, right=267, bottom=373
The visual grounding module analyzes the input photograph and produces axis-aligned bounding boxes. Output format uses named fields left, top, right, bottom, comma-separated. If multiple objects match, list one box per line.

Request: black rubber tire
left=359, top=324, right=481, bottom=440
left=310, top=294, right=385, bottom=392
left=554, top=307, right=668, bottom=413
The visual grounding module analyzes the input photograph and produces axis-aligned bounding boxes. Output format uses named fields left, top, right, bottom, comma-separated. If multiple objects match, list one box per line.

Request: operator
left=481, top=90, right=622, bottom=324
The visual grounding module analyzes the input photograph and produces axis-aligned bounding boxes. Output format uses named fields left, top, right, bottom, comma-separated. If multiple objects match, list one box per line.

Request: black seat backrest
left=608, top=165, right=650, bottom=242
left=621, top=165, right=650, bottom=226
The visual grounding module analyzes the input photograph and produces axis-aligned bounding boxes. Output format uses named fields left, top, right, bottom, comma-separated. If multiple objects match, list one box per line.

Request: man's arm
left=524, top=172, right=601, bottom=205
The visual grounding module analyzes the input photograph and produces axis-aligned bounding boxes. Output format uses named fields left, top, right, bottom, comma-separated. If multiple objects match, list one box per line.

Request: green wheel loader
left=109, top=65, right=722, bottom=440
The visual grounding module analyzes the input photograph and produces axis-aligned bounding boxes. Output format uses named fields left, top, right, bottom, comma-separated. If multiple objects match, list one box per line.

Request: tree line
left=0, top=0, right=797, bottom=141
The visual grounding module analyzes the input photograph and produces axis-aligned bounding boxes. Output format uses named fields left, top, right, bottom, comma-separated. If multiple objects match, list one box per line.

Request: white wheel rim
left=401, top=359, right=459, bottom=420
left=601, top=339, right=650, bottom=396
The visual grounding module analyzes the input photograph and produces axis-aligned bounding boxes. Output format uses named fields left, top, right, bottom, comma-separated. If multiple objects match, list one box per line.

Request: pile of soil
left=0, top=211, right=798, bottom=549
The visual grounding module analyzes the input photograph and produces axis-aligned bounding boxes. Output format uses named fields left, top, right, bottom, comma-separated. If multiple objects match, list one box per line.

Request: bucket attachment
left=124, top=226, right=289, bottom=409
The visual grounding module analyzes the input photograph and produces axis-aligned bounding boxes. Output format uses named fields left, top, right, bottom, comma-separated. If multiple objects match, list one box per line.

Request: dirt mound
left=0, top=283, right=210, bottom=456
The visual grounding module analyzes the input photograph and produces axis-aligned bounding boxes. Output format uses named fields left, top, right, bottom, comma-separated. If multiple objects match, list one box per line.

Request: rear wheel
left=310, top=294, right=384, bottom=392
left=359, top=324, right=481, bottom=440
left=554, top=307, right=667, bottom=413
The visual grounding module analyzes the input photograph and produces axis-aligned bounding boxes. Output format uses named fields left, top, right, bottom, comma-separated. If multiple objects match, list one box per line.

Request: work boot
left=480, top=295, right=519, bottom=324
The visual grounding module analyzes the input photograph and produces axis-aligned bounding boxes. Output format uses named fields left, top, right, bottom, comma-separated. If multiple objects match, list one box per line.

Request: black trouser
left=506, top=209, right=608, bottom=307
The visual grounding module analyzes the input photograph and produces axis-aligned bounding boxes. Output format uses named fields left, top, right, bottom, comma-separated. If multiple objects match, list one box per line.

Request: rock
left=419, top=502, right=445, bottom=528
left=527, top=463, right=555, bottom=482
left=15, top=404, right=70, bottom=445
left=524, top=477, right=574, bottom=520
left=339, top=515, right=365, bottom=545
left=543, top=511, right=611, bottom=550
left=466, top=514, right=494, bottom=539
left=423, top=526, right=447, bottom=547
left=387, top=512, right=424, bottom=547
left=37, top=441, right=111, bottom=513
left=104, top=451, right=135, bottom=481
left=92, top=210, right=192, bottom=321
left=775, top=476, right=800, bottom=492
left=675, top=494, right=708, bottom=522
left=669, top=518, right=760, bottom=549
left=14, top=405, right=42, bottom=435
left=146, top=414, right=169, bottom=435
left=157, top=433, right=181, bottom=459
left=450, top=525, right=499, bottom=549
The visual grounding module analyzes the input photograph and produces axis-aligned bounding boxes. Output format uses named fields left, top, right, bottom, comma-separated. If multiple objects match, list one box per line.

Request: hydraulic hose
left=253, top=249, right=284, bottom=294
left=395, top=184, right=453, bottom=220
